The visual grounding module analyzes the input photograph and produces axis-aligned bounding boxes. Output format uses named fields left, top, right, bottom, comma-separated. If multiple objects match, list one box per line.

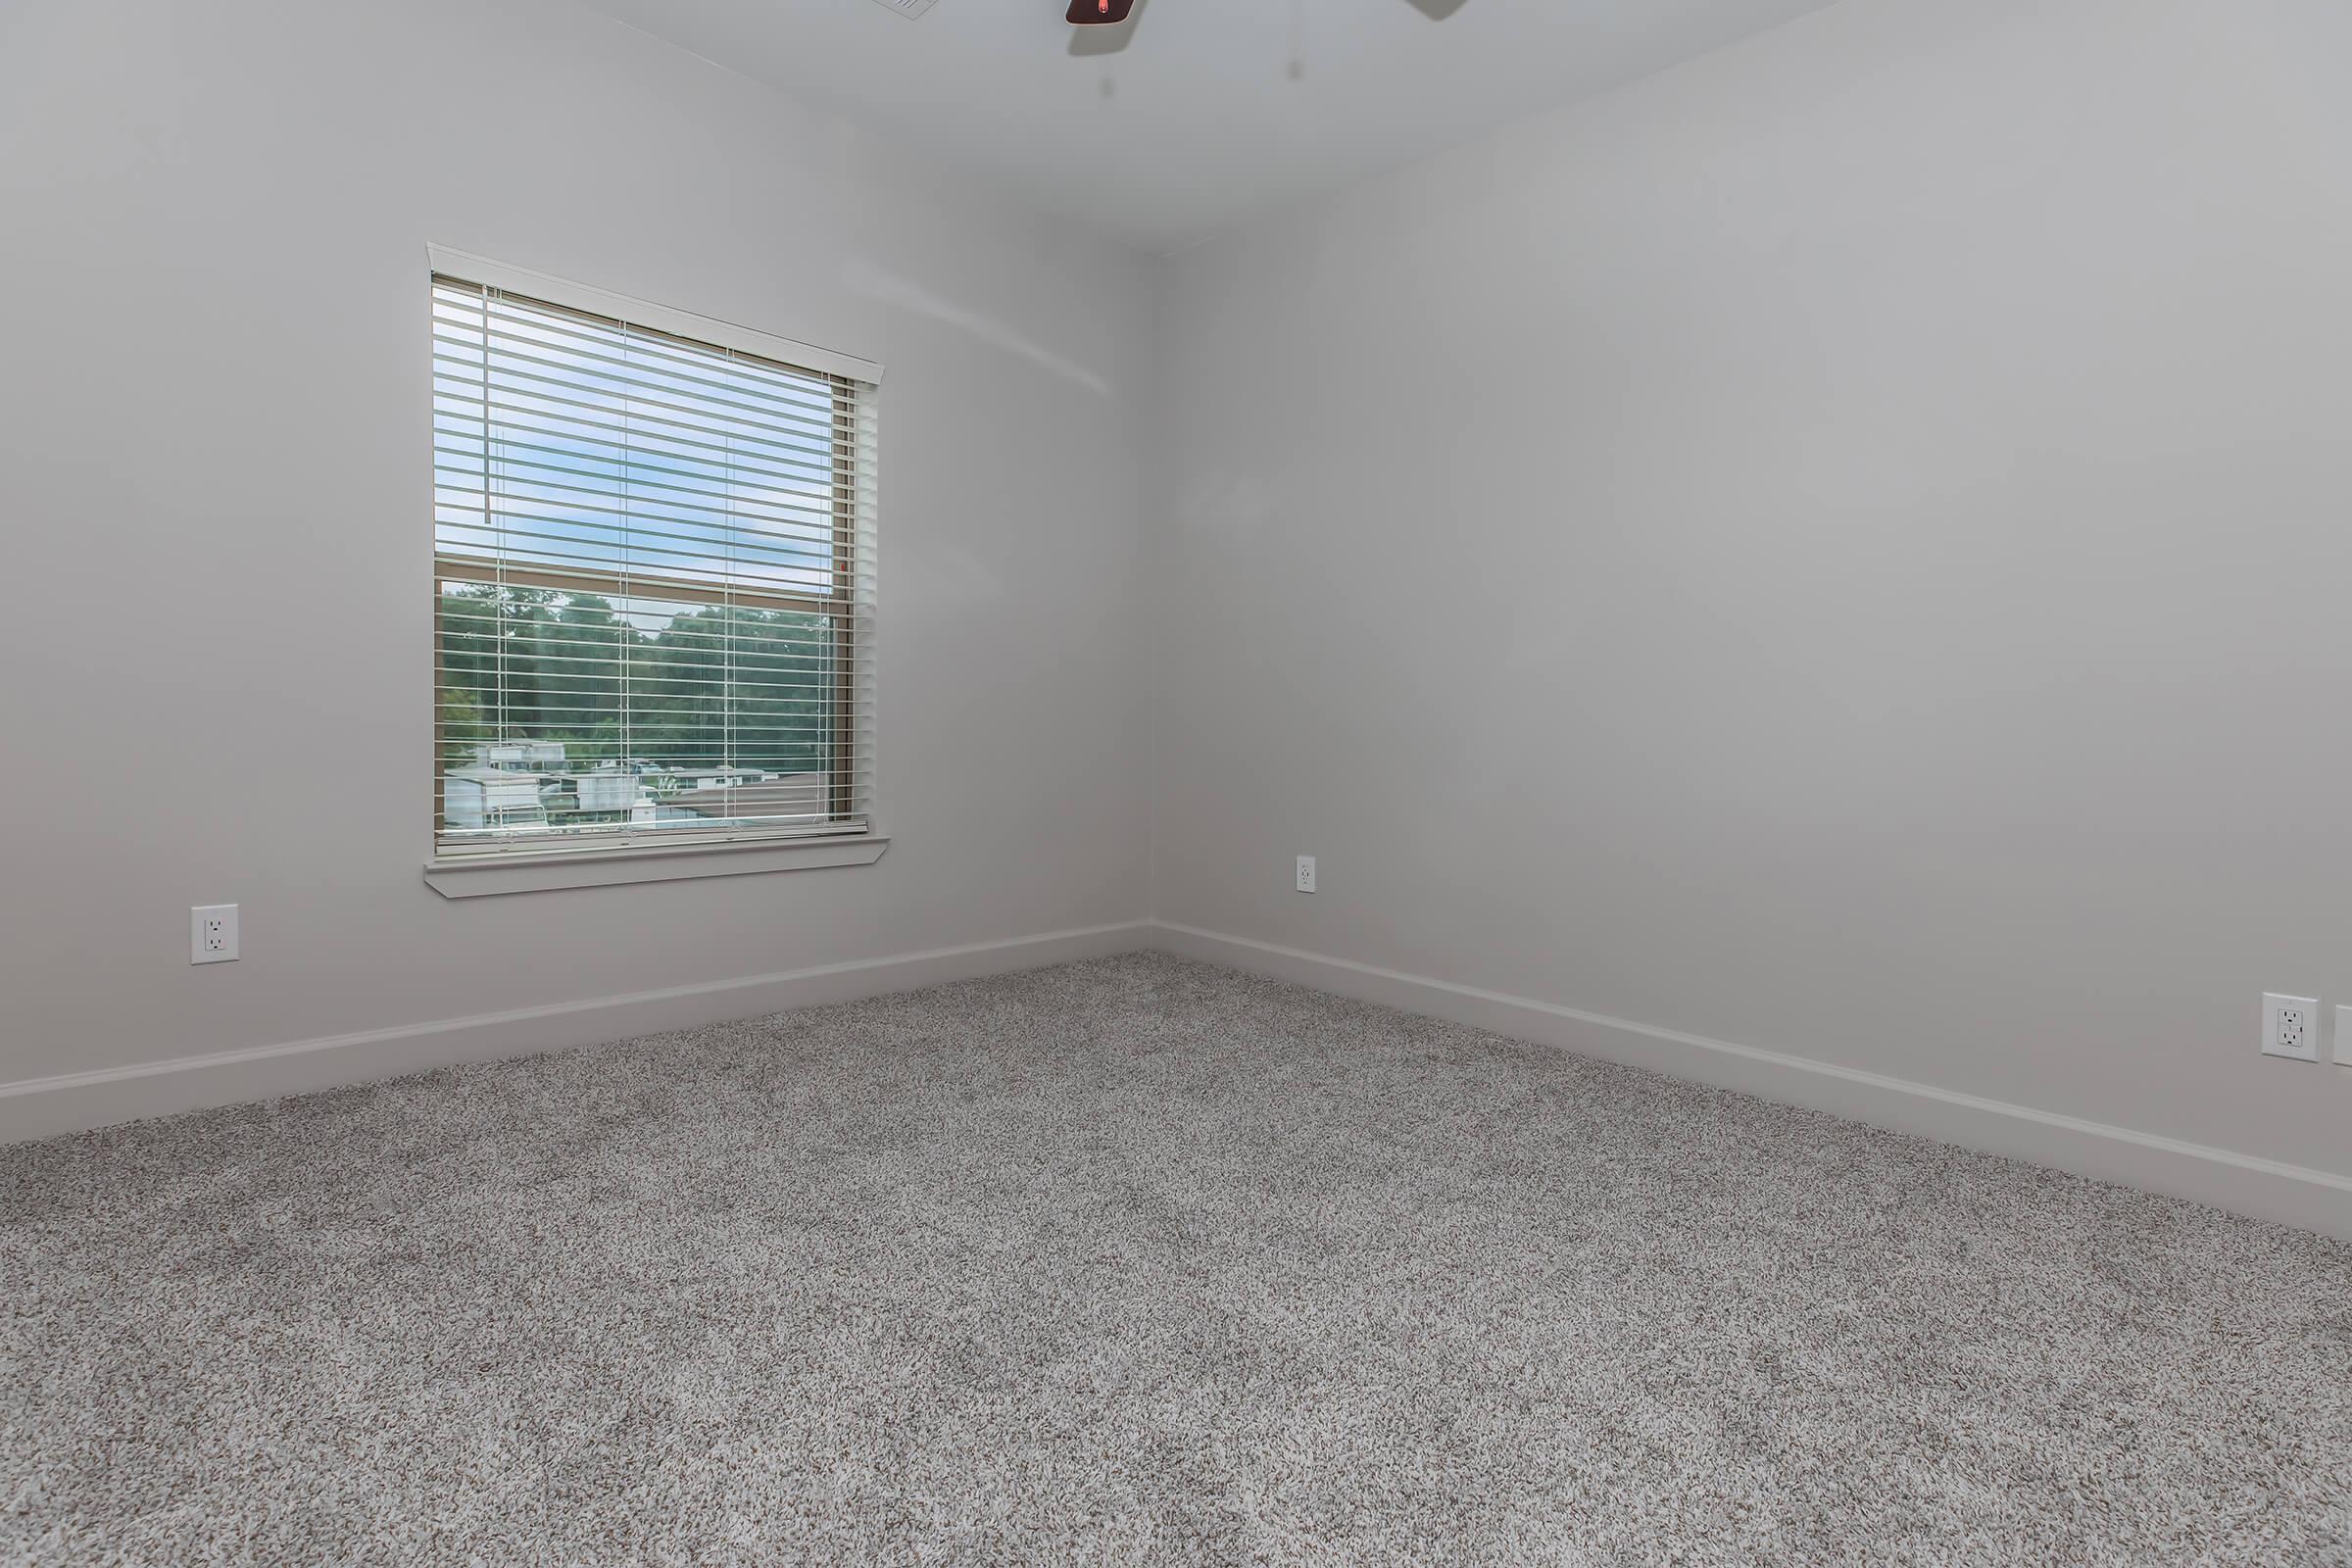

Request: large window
left=430, top=257, right=876, bottom=858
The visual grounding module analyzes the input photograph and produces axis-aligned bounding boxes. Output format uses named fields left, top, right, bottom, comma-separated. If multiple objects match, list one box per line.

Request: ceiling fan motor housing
left=1067, top=0, right=1137, bottom=23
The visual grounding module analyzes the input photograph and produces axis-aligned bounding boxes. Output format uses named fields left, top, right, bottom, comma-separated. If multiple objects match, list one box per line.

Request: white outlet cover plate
left=192, top=904, right=239, bottom=965
left=1296, top=856, right=1316, bottom=894
left=2262, top=993, right=2320, bottom=1061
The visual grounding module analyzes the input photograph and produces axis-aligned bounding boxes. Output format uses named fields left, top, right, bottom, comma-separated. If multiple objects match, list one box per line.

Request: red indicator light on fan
left=1066, top=0, right=1134, bottom=21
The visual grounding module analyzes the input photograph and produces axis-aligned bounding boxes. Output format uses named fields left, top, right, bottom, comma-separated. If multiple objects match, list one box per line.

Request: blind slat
left=434, top=318, right=841, bottom=424
left=430, top=471, right=849, bottom=540
left=429, top=351, right=850, bottom=466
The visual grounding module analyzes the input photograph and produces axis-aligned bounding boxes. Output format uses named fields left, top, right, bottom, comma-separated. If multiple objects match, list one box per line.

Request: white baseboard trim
left=1150, top=921, right=2352, bottom=1244
left=0, top=920, right=1155, bottom=1145
left=14, top=915, right=2345, bottom=1243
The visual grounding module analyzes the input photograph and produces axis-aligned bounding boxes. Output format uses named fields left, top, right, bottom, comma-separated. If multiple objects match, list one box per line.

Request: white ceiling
left=573, top=0, right=1839, bottom=251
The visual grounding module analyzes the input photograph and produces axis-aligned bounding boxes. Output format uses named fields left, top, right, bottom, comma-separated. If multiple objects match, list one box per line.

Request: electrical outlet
left=1296, top=856, right=1317, bottom=894
left=2262, top=993, right=2319, bottom=1061
left=191, top=905, right=238, bottom=965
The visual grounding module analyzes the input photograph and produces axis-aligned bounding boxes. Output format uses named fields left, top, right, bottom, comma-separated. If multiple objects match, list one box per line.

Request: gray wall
left=6, top=0, right=2348, bottom=1194
left=1151, top=0, right=2352, bottom=1179
left=0, top=0, right=1153, bottom=1086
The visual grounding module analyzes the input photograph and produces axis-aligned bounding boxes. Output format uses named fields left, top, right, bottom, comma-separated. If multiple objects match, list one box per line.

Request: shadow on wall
left=844, top=261, right=1118, bottom=401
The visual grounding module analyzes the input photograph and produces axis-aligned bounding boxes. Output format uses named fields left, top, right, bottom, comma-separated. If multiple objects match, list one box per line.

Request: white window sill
left=423, top=834, right=889, bottom=899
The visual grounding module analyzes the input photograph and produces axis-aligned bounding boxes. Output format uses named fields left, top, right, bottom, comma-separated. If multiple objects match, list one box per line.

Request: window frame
left=422, top=247, right=883, bottom=891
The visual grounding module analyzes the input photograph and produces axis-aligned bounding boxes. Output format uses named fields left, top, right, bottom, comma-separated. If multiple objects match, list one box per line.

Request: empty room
left=3, top=0, right=2349, bottom=1561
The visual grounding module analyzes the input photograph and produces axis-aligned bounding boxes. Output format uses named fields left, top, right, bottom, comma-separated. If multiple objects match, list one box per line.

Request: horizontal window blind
left=431, top=272, right=876, bottom=857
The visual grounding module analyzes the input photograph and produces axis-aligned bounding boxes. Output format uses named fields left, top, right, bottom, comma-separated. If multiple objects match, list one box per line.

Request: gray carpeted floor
left=2, top=954, right=2347, bottom=1566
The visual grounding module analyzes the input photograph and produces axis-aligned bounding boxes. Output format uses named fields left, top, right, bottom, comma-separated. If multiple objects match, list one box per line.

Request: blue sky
left=431, top=281, right=843, bottom=627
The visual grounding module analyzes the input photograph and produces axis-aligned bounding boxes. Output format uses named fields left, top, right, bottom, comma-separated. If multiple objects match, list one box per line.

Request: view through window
left=431, top=270, right=875, bottom=855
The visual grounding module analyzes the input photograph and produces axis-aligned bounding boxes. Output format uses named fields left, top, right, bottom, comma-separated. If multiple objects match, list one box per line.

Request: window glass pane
left=431, top=273, right=865, bottom=853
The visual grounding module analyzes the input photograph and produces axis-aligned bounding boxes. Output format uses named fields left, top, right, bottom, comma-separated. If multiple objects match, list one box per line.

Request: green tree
left=433, top=583, right=834, bottom=775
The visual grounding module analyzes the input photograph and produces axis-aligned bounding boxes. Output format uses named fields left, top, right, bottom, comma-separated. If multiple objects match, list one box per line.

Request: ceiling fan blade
left=1398, top=0, right=1469, bottom=17
left=1066, top=0, right=1137, bottom=24
left=1068, top=0, right=1149, bottom=56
